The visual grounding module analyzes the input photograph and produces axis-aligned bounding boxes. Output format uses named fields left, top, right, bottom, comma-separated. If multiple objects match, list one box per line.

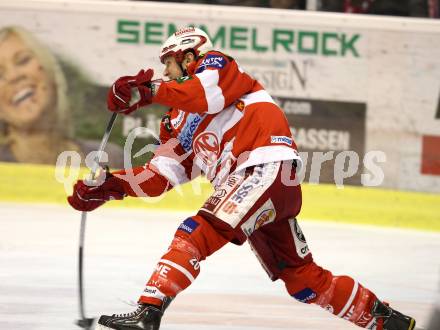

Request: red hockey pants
left=140, top=161, right=380, bottom=329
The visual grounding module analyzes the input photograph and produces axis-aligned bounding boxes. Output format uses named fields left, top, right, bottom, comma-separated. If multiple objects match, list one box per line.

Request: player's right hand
left=67, top=170, right=127, bottom=212
left=107, top=69, right=154, bottom=115
left=107, top=75, right=134, bottom=112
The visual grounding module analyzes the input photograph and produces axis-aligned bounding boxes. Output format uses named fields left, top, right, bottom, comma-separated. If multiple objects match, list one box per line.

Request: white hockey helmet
left=159, top=27, right=213, bottom=64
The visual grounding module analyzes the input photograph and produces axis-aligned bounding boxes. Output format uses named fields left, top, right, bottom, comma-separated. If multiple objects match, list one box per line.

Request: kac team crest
left=193, top=131, right=221, bottom=166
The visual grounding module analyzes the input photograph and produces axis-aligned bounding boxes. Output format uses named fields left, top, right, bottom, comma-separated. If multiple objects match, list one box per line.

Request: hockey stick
left=76, top=112, right=118, bottom=329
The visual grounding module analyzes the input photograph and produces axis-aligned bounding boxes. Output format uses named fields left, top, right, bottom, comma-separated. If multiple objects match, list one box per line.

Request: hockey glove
left=107, top=69, right=154, bottom=115
left=68, top=168, right=127, bottom=212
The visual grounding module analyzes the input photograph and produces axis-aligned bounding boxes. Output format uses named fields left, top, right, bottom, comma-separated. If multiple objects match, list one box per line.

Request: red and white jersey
left=118, top=51, right=302, bottom=197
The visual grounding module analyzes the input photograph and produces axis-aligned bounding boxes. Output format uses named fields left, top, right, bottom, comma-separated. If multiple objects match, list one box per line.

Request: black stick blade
left=75, top=317, right=95, bottom=329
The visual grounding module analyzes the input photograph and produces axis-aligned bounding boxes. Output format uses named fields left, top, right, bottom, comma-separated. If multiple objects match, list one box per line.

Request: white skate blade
left=95, top=324, right=112, bottom=330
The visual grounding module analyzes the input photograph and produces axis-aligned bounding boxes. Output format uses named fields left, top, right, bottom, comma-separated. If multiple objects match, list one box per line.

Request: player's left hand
left=67, top=168, right=127, bottom=212
left=107, top=69, right=154, bottom=115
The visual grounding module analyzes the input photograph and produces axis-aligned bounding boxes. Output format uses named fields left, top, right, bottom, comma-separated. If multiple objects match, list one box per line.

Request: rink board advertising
left=0, top=0, right=439, bottom=192
left=277, top=97, right=366, bottom=185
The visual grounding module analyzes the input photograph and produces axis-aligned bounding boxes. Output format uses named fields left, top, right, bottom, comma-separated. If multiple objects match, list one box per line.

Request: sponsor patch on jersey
left=203, top=189, right=227, bottom=211
left=202, top=174, right=244, bottom=213
left=271, top=136, right=293, bottom=146
left=171, top=110, right=185, bottom=129
left=290, top=218, right=310, bottom=259
left=161, top=114, right=172, bottom=133
left=254, top=209, right=276, bottom=230
left=177, top=217, right=200, bottom=234
left=195, top=54, right=227, bottom=74
left=235, top=100, right=245, bottom=111
left=293, top=288, right=317, bottom=303
left=230, top=166, right=264, bottom=204
left=241, top=199, right=276, bottom=236
left=293, top=219, right=306, bottom=243
left=179, top=114, right=203, bottom=152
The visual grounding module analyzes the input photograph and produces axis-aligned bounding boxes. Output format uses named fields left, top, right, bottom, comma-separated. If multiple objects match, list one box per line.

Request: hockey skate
left=95, top=297, right=172, bottom=330
left=371, top=300, right=416, bottom=330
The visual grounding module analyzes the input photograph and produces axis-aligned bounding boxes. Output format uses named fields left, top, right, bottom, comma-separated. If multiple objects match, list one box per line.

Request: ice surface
left=0, top=203, right=439, bottom=330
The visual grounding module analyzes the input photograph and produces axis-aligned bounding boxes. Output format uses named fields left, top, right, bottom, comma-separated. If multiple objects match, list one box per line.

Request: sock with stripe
left=314, top=275, right=378, bottom=328
left=139, top=236, right=201, bottom=306
left=281, top=263, right=378, bottom=328
left=138, top=215, right=228, bottom=307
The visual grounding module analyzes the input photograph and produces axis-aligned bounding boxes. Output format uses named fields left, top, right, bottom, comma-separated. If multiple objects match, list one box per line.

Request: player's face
left=0, top=33, right=56, bottom=128
left=163, top=56, right=183, bottom=80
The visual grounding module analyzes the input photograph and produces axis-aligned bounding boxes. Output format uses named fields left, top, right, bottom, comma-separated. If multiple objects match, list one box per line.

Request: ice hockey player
left=68, top=27, right=416, bottom=330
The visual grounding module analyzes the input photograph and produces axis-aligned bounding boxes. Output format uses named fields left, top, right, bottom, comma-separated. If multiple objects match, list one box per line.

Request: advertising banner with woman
left=1, top=0, right=439, bottom=192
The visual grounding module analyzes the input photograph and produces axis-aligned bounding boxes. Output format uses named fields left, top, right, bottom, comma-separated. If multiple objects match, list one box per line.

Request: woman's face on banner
left=0, top=32, right=56, bottom=128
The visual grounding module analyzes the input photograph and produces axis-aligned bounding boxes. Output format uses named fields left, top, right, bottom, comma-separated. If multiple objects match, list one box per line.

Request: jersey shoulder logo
left=195, top=53, right=227, bottom=74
